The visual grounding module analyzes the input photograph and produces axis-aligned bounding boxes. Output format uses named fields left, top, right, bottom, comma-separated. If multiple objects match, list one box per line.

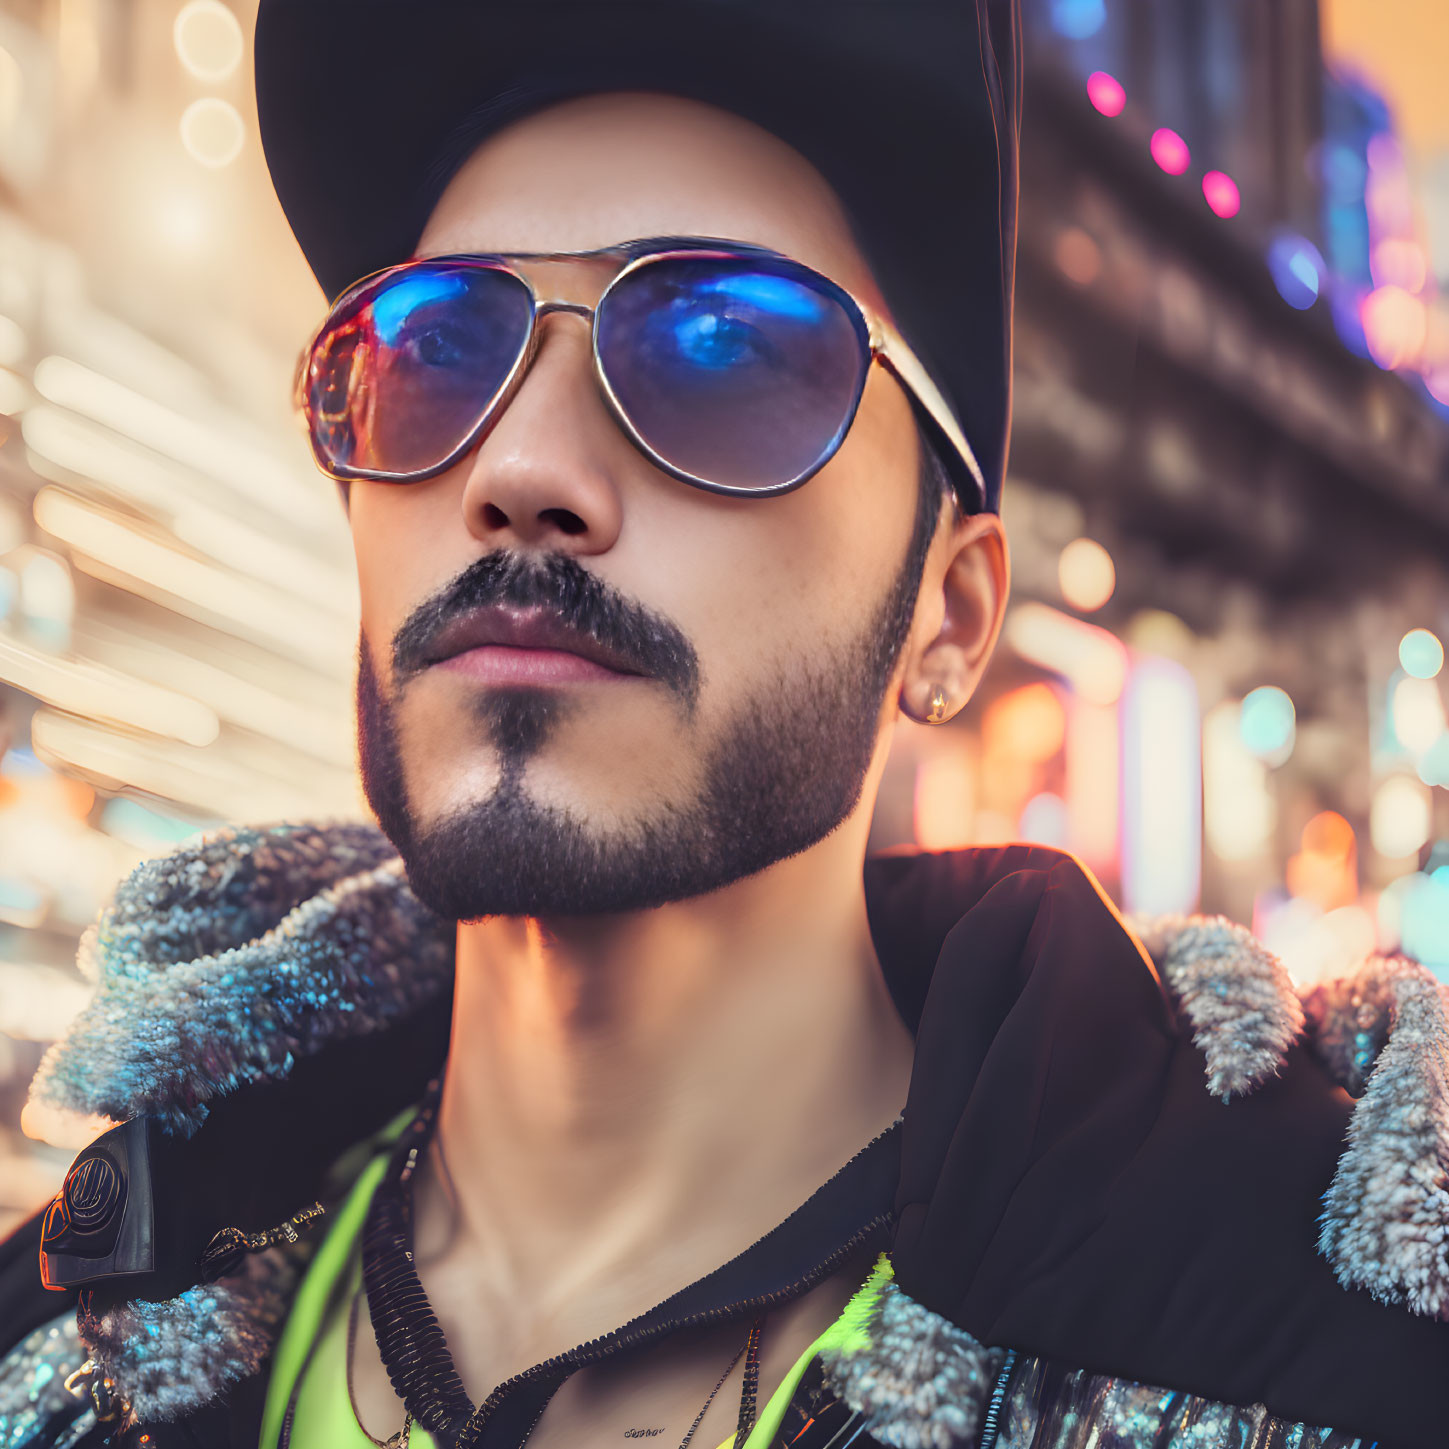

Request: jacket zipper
left=976, top=1349, right=1016, bottom=1449
left=464, top=1213, right=894, bottom=1446
left=284, top=1216, right=890, bottom=1449
left=456, top=1121, right=903, bottom=1446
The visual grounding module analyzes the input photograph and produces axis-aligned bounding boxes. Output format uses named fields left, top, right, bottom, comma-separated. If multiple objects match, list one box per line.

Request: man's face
left=350, top=91, right=939, bottom=920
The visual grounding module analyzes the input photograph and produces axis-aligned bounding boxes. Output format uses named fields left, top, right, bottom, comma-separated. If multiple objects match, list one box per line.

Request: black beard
left=357, top=509, right=936, bottom=920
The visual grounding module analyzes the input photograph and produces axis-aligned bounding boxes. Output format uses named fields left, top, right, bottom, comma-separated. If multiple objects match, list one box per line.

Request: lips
left=421, top=605, right=646, bottom=679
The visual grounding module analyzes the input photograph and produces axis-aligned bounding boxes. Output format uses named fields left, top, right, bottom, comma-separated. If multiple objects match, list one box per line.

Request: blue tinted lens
left=596, top=255, right=870, bottom=490
left=308, top=261, right=532, bottom=476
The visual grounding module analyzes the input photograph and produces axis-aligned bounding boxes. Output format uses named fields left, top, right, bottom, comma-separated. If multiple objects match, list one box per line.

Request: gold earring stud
left=926, top=685, right=950, bottom=725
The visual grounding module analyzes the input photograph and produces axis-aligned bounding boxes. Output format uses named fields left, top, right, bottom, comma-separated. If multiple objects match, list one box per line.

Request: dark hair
left=906, top=416, right=952, bottom=580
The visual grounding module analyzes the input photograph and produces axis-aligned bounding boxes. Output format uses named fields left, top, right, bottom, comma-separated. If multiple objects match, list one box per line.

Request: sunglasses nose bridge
left=534, top=299, right=596, bottom=325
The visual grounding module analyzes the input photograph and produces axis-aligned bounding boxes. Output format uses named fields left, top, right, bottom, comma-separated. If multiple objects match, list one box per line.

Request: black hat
left=254, top=1, right=1021, bottom=513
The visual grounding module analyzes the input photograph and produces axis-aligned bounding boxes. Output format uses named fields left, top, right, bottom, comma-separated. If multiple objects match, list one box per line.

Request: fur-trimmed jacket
left=1, top=822, right=1447, bottom=1449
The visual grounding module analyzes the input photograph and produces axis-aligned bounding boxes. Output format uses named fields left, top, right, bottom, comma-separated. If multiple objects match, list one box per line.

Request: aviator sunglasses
left=296, top=236, right=986, bottom=509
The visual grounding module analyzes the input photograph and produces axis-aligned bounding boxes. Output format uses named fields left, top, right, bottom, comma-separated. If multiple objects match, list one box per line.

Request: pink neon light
left=1150, top=127, right=1191, bottom=176
left=1086, top=71, right=1126, bottom=117
left=1202, top=170, right=1241, bottom=218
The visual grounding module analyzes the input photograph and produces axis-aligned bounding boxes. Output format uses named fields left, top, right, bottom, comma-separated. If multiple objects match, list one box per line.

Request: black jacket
left=2, top=825, right=1446, bottom=1448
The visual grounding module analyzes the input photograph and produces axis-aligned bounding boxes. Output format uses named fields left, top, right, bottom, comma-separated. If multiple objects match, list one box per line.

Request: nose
left=457, top=312, right=625, bottom=555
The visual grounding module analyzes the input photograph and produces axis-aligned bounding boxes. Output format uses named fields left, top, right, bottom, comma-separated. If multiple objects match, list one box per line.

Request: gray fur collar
left=28, top=821, right=454, bottom=1138
left=819, top=1273, right=1006, bottom=1449
left=14, top=822, right=1449, bottom=1442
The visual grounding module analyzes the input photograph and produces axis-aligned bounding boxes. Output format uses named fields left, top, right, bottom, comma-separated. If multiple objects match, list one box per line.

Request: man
left=2, top=4, right=1447, bottom=1448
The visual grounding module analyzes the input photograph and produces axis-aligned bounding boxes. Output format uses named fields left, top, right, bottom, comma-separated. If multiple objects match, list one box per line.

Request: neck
left=425, top=815, right=914, bottom=1335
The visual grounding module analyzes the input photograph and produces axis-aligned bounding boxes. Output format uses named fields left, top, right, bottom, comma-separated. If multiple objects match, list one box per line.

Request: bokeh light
left=1058, top=536, right=1115, bottom=612
left=1125, top=609, right=1195, bottom=660
left=1239, top=686, right=1296, bottom=765
left=1051, top=0, right=1106, bottom=40
left=1361, top=284, right=1427, bottom=370
left=1371, top=237, right=1427, bottom=293
left=1400, top=628, right=1444, bottom=679
left=1201, top=170, right=1241, bottom=218
left=173, top=0, right=244, bottom=81
left=1392, top=675, right=1447, bottom=756
left=1006, top=604, right=1129, bottom=706
left=1019, top=791, right=1070, bottom=847
left=1286, top=811, right=1358, bottom=913
left=179, top=97, right=245, bottom=169
left=1053, top=227, right=1102, bottom=286
left=913, top=751, right=975, bottom=851
left=1121, top=658, right=1201, bottom=916
left=1303, top=810, right=1356, bottom=860
left=1256, top=889, right=1378, bottom=987
left=1370, top=775, right=1433, bottom=859
left=984, top=683, right=1066, bottom=764
left=1150, top=128, right=1191, bottom=176
left=1065, top=694, right=1119, bottom=872
left=1418, top=734, right=1449, bottom=788
left=1086, top=71, right=1126, bottom=118
left=1266, top=233, right=1324, bottom=310
left=155, top=189, right=210, bottom=250
left=1203, top=700, right=1274, bottom=862
left=1401, top=868, right=1449, bottom=973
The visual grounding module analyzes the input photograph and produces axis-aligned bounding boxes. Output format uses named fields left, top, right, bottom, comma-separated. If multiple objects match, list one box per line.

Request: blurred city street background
left=0, top=0, right=1447, bottom=1230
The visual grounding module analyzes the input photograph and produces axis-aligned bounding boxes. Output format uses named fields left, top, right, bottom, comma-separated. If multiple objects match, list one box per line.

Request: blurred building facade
left=0, top=0, right=359, bottom=1227
left=874, top=0, right=1449, bottom=992
left=0, top=0, right=1447, bottom=1229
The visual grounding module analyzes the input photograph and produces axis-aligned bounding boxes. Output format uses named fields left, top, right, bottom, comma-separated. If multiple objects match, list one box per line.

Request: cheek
left=675, top=373, right=918, bottom=676
left=349, top=480, right=471, bottom=649
left=637, top=487, right=914, bottom=709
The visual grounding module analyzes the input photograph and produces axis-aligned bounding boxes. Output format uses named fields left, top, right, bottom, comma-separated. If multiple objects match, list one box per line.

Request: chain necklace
left=357, top=1080, right=770, bottom=1448
left=349, top=1283, right=756, bottom=1449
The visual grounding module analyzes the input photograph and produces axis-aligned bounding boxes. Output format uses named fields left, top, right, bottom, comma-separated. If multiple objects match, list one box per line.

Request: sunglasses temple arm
left=871, top=320, right=988, bottom=514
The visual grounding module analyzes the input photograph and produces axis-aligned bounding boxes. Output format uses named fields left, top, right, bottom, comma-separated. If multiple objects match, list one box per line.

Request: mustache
left=389, top=551, right=701, bottom=708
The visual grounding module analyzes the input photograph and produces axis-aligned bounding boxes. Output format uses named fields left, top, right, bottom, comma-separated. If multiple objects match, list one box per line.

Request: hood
left=16, top=821, right=1449, bottom=1447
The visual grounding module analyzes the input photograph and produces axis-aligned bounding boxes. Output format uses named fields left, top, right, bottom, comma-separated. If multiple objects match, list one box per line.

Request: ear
left=898, top=509, right=1009, bottom=725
